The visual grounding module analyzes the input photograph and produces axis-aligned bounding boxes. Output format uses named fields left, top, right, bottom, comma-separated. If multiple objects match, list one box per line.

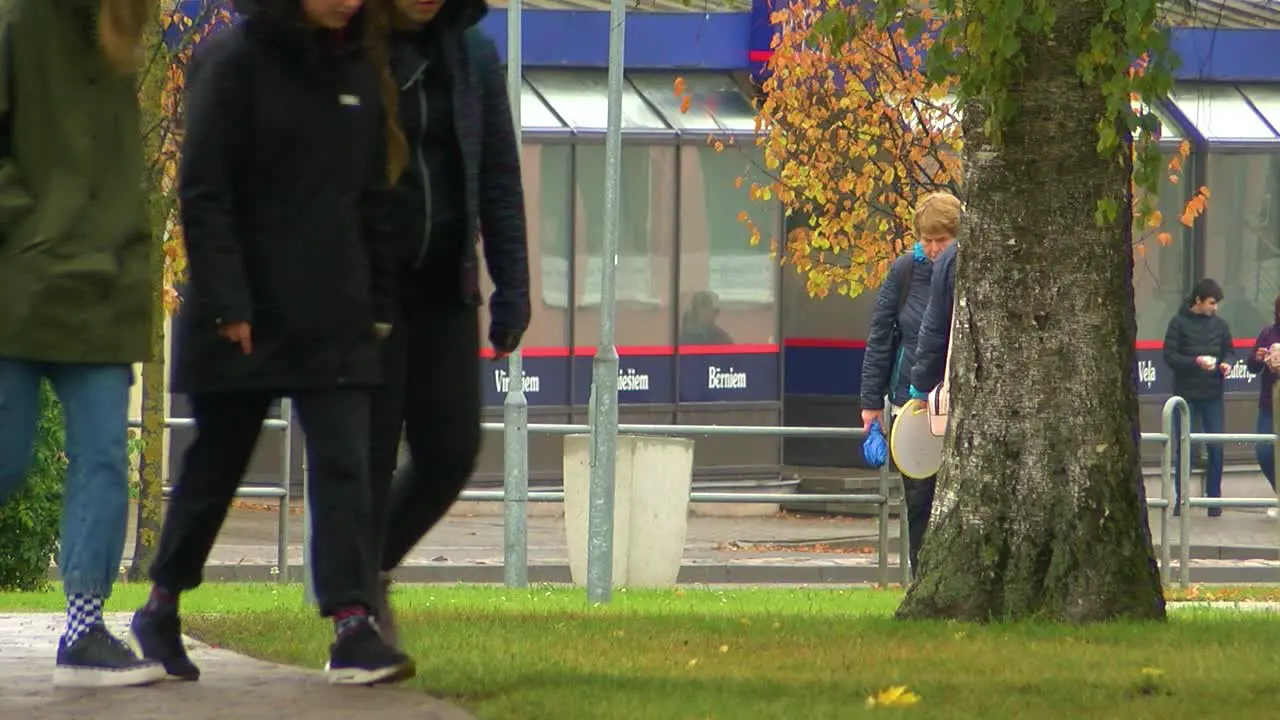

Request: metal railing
left=128, top=398, right=293, bottom=583
left=138, top=394, right=1274, bottom=592
left=472, top=395, right=1277, bottom=589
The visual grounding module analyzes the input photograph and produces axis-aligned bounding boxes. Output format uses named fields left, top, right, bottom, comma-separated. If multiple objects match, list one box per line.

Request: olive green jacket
left=0, top=0, right=155, bottom=364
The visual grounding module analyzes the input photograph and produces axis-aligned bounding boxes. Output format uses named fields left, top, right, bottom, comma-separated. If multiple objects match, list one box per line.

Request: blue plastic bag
left=862, top=419, right=888, bottom=468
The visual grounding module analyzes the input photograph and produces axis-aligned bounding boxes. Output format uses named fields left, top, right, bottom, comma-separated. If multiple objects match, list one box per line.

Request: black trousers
left=903, top=475, right=936, bottom=577
left=150, top=389, right=375, bottom=616
left=368, top=299, right=482, bottom=572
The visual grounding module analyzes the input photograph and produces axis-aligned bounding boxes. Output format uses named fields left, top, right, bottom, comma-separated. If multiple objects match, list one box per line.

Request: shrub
left=0, top=383, right=66, bottom=591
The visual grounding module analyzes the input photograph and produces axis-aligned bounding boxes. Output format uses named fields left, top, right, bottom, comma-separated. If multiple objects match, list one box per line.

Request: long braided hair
left=363, top=0, right=409, bottom=185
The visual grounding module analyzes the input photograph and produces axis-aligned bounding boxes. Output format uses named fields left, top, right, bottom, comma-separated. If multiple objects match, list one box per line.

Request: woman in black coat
left=366, top=0, right=530, bottom=646
left=130, top=0, right=414, bottom=686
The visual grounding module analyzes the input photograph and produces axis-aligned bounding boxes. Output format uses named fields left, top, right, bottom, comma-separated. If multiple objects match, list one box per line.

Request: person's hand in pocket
left=218, top=321, right=252, bottom=354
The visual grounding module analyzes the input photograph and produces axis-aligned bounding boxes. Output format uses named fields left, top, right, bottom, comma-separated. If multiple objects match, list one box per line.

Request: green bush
left=0, top=383, right=66, bottom=591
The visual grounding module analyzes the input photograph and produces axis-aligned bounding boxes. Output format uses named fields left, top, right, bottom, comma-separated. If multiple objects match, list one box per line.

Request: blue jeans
left=0, top=358, right=131, bottom=597
left=1258, top=408, right=1276, bottom=491
left=1172, top=397, right=1224, bottom=510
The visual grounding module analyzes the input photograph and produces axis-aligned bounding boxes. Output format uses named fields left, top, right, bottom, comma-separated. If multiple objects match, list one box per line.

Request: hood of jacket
left=413, top=0, right=488, bottom=37
left=1178, top=305, right=1214, bottom=322
left=231, top=0, right=369, bottom=53
left=387, top=0, right=487, bottom=88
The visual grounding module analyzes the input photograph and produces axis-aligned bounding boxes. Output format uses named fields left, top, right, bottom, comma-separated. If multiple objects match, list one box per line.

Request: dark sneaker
left=131, top=608, right=201, bottom=681
left=371, top=572, right=399, bottom=649
left=325, top=619, right=415, bottom=686
left=54, top=624, right=167, bottom=688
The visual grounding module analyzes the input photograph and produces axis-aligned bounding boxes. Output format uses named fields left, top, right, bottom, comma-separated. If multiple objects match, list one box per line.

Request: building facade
left=160, top=2, right=1280, bottom=492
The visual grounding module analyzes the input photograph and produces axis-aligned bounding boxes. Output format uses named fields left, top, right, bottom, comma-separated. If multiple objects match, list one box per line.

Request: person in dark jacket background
left=365, top=0, right=530, bottom=647
left=862, top=191, right=960, bottom=577
left=131, top=0, right=414, bottom=686
left=1163, top=278, right=1233, bottom=518
left=1245, top=293, right=1279, bottom=507
left=0, top=0, right=167, bottom=688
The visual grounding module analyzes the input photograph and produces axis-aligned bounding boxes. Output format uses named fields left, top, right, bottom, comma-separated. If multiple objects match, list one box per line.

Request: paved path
left=0, top=614, right=473, bottom=720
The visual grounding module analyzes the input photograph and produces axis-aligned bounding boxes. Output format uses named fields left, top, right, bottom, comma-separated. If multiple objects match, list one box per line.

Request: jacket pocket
left=0, top=160, right=35, bottom=239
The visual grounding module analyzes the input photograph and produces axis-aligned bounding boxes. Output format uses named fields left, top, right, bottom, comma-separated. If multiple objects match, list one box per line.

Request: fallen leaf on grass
left=1136, top=667, right=1168, bottom=696
left=718, top=645, right=729, bottom=653
left=866, top=686, right=921, bottom=709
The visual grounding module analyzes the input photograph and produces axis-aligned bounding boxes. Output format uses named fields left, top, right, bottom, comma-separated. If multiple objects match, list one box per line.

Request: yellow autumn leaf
left=866, top=685, right=921, bottom=709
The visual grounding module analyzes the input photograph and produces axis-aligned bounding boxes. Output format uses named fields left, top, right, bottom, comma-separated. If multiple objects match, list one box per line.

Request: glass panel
left=478, top=143, right=572, bottom=347
left=572, top=144, right=677, bottom=346
left=1131, top=99, right=1182, bottom=141
left=677, top=145, right=778, bottom=345
left=1238, top=85, right=1280, bottom=136
left=1168, top=85, right=1275, bottom=141
left=630, top=72, right=759, bottom=133
left=1132, top=151, right=1192, bottom=341
left=1203, top=153, right=1280, bottom=338
left=526, top=69, right=670, bottom=131
left=521, top=81, right=565, bottom=130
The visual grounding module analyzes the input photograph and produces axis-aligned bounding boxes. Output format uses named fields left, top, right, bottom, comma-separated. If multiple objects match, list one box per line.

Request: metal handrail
left=478, top=395, right=1276, bottom=589
left=128, top=399, right=292, bottom=583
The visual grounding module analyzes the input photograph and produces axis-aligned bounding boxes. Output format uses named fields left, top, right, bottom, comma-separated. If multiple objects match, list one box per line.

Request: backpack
left=886, top=257, right=915, bottom=394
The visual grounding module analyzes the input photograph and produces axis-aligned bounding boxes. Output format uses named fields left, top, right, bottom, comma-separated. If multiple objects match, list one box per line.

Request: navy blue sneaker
left=54, top=624, right=167, bottom=688
left=325, top=619, right=415, bottom=686
left=131, top=608, right=201, bottom=681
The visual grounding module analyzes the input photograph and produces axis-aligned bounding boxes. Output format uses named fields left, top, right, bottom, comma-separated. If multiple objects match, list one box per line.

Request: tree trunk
left=128, top=276, right=167, bottom=582
left=896, top=0, right=1165, bottom=622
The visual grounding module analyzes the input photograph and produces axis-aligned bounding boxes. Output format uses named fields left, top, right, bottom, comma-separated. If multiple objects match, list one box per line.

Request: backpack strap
left=895, top=253, right=914, bottom=316
left=886, top=254, right=917, bottom=398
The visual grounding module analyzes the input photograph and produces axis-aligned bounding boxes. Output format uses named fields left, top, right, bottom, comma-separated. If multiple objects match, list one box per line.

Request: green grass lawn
left=2, top=583, right=1279, bottom=719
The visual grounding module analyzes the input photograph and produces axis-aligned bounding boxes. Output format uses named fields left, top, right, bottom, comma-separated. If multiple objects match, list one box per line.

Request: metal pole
left=277, top=399, right=293, bottom=583
left=502, top=0, right=530, bottom=590
left=1157, top=398, right=1174, bottom=586
left=1273, top=383, right=1279, bottom=515
left=877, top=460, right=890, bottom=587
left=302, top=452, right=316, bottom=606
left=585, top=0, right=627, bottom=605
left=1176, top=399, right=1191, bottom=587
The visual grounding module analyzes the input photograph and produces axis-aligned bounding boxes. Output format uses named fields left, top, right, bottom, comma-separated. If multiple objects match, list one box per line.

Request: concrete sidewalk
left=0, top=614, right=472, bottom=720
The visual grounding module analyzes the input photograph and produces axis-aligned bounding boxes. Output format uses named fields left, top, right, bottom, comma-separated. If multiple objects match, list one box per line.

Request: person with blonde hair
left=861, top=190, right=961, bottom=576
left=0, top=0, right=166, bottom=687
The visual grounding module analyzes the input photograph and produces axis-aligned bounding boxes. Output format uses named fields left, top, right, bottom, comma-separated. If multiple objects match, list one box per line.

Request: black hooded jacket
left=388, top=0, right=530, bottom=340
left=172, top=0, right=396, bottom=393
left=1163, top=305, right=1234, bottom=401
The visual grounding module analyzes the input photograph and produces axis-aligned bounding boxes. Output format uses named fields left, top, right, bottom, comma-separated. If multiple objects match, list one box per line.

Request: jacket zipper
left=411, top=67, right=432, bottom=270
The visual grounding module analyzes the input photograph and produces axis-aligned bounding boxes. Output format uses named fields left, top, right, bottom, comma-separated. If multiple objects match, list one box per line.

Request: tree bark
left=896, top=0, right=1165, bottom=622
left=128, top=283, right=167, bottom=582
